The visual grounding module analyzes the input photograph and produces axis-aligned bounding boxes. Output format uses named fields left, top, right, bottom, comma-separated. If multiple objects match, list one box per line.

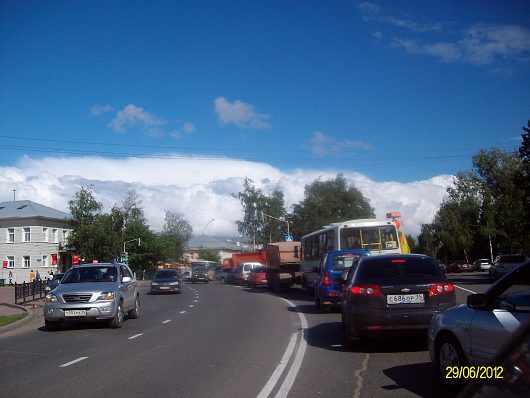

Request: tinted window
left=62, top=266, right=118, bottom=283
left=355, top=257, right=443, bottom=284
left=155, top=270, right=178, bottom=279
left=330, top=254, right=357, bottom=271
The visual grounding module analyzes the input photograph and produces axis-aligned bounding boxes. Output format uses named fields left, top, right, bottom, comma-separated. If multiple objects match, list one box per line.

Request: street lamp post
left=202, top=218, right=215, bottom=236
left=123, top=238, right=141, bottom=260
left=260, top=212, right=291, bottom=241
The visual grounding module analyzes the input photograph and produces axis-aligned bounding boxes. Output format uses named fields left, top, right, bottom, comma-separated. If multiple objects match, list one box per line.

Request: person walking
left=8, top=270, right=13, bottom=286
left=36, top=269, right=42, bottom=282
left=29, top=269, right=36, bottom=283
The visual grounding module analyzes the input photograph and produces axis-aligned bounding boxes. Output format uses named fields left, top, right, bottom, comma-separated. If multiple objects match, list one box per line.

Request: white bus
left=300, top=218, right=406, bottom=288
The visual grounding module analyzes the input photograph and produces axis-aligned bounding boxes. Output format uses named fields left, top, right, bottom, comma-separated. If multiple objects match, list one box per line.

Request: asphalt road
left=0, top=272, right=493, bottom=398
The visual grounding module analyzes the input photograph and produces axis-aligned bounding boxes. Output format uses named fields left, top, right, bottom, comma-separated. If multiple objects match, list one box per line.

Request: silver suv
left=43, top=263, right=139, bottom=331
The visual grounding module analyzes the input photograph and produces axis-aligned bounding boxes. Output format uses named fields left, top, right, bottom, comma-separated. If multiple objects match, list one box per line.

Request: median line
left=128, top=333, right=143, bottom=340
left=454, top=285, right=477, bottom=294
left=60, top=357, right=89, bottom=367
left=162, top=320, right=171, bottom=324
left=180, top=311, right=186, bottom=314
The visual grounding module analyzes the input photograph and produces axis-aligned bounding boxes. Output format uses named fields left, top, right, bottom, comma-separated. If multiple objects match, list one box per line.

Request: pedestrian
left=48, top=270, right=54, bottom=280
left=29, top=269, right=36, bottom=283
left=36, top=269, right=41, bottom=282
left=8, top=270, right=13, bottom=286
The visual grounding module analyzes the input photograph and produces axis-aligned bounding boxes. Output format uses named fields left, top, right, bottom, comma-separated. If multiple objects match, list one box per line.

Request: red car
left=247, top=267, right=268, bottom=287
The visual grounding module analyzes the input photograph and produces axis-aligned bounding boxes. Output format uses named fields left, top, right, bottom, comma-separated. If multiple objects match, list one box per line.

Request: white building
left=0, top=200, right=72, bottom=284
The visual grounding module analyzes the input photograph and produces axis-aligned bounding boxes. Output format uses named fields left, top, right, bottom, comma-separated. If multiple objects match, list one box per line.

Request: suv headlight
left=45, top=293, right=58, bottom=303
left=96, top=292, right=115, bottom=301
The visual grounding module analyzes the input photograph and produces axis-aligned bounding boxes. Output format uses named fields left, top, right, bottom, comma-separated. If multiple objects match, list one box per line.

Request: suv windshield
left=356, top=257, right=442, bottom=284
left=62, top=266, right=118, bottom=283
left=193, top=265, right=207, bottom=272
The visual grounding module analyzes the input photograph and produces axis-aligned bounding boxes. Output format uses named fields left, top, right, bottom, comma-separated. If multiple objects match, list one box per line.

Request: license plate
left=387, top=294, right=424, bottom=305
left=160, top=286, right=169, bottom=290
left=64, top=310, right=87, bottom=317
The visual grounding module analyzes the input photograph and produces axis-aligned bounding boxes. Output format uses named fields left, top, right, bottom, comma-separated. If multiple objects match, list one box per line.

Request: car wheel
left=128, top=297, right=139, bottom=319
left=45, top=320, right=60, bottom=331
left=436, top=334, right=468, bottom=389
left=109, top=302, right=124, bottom=329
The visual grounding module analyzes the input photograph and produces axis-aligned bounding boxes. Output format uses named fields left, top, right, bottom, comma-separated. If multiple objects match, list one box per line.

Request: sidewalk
left=0, top=285, right=41, bottom=334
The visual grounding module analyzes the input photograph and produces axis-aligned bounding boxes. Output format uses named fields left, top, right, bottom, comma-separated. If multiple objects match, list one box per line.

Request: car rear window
left=330, top=254, right=358, bottom=271
left=355, top=257, right=443, bottom=284
left=155, top=270, right=178, bottom=279
left=500, top=255, right=526, bottom=263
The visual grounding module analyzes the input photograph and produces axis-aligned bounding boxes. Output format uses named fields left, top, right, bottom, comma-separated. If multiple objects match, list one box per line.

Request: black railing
left=14, top=281, right=47, bottom=304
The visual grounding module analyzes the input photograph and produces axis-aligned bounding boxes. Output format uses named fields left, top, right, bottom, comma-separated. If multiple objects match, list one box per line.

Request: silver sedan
left=428, top=260, right=530, bottom=389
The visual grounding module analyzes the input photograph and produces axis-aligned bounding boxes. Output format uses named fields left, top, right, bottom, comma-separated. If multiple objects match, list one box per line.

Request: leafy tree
left=290, top=174, right=375, bottom=238
left=235, top=177, right=286, bottom=247
left=67, top=185, right=104, bottom=261
left=161, top=211, right=193, bottom=260
left=197, top=249, right=221, bottom=263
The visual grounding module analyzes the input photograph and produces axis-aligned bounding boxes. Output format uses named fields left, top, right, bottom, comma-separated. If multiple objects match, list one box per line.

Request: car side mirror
left=122, top=276, right=132, bottom=283
left=467, top=293, right=489, bottom=309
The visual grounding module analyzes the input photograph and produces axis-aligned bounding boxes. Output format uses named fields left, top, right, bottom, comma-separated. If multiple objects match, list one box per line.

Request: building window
left=7, top=256, right=15, bottom=268
left=23, top=256, right=31, bottom=268
left=52, top=229, right=58, bottom=243
left=42, top=255, right=49, bottom=267
left=7, top=228, right=15, bottom=243
left=62, top=230, right=69, bottom=242
left=23, top=227, right=31, bottom=242
left=43, top=227, right=49, bottom=242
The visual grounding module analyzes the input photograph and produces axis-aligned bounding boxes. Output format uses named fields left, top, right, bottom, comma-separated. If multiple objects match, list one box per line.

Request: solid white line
left=455, top=285, right=477, bottom=294
left=189, top=305, right=194, bottom=308
left=128, top=333, right=143, bottom=340
left=162, top=320, right=171, bottom=324
left=257, top=333, right=298, bottom=398
left=59, top=357, right=89, bottom=367
left=275, top=298, right=308, bottom=398
left=180, top=311, right=186, bottom=314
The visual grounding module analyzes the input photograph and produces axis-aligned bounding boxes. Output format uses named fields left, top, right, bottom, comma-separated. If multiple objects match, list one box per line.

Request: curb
left=0, top=303, right=38, bottom=335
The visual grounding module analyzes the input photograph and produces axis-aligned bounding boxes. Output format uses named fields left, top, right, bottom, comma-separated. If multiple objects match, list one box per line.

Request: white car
left=428, top=260, right=530, bottom=389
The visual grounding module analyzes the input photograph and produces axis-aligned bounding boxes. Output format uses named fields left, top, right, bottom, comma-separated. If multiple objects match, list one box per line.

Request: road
left=0, top=272, right=491, bottom=398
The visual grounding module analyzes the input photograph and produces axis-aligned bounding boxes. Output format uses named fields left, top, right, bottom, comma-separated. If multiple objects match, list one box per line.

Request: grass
left=0, top=313, right=27, bottom=327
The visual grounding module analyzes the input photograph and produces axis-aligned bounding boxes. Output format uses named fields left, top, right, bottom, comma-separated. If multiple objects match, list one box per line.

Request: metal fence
left=15, top=281, right=46, bottom=304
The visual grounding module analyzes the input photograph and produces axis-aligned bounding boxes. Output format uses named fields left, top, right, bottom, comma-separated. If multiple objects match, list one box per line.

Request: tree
left=197, top=249, right=221, bottom=263
left=67, top=185, right=104, bottom=261
left=161, top=211, right=193, bottom=260
left=290, top=174, right=375, bottom=238
left=235, top=177, right=287, bottom=248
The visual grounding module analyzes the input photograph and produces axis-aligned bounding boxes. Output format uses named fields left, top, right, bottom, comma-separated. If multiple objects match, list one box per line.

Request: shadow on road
left=382, top=362, right=451, bottom=398
left=446, top=272, right=491, bottom=286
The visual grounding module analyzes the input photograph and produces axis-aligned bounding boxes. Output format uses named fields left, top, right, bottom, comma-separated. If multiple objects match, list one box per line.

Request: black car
left=341, top=254, right=456, bottom=343
left=150, top=269, right=182, bottom=294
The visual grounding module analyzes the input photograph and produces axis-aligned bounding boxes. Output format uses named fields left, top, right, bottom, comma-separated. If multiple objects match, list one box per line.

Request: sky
left=1, top=1, right=529, bottom=238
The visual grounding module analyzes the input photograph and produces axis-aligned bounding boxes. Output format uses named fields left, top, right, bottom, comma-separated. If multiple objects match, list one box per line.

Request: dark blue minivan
left=314, top=249, right=370, bottom=313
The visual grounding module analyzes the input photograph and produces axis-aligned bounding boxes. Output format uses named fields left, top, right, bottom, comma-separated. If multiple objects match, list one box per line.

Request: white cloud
left=170, top=122, right=196, bottom=139
left=90, top=104, right=114, bottom=116
left=1, top=155, right=451, bottom=238
left=109, top=104, right=166, bottom=133
left=214, top=96, right=271, bottom=129
left=311, top=131, right=374, bottom=156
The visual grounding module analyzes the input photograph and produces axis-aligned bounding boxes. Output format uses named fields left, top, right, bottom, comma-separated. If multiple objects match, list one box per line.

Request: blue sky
left=0, top=1, right=529, bottom=236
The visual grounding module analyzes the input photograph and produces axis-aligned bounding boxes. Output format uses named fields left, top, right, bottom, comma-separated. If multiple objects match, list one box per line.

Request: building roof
left=186, top=235, right=252, bottom=252
left=0, top=200, right=71, bottom=220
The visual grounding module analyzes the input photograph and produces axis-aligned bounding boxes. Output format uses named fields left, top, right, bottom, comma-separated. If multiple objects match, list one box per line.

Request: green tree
left=235, top=177, right=287, bottom=247
left=290, top=174, right=375, bottom=238
left=67, top=185, right=104, bottom=261
left=161, top=211, right=193, bottom=260
left=197, top=249, right=221, bottom=263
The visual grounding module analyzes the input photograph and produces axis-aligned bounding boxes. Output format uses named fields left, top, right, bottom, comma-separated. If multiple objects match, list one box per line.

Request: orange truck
left=222, top=251, right=267, bottom=270
left=266, top=241, right=301, bottom=292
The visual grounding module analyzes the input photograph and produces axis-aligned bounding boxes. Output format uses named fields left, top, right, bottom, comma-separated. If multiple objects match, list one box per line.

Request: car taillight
left=323, top=272, right=330, bottom=286
left=350, top=284, right=382, bottom=297
left=429, top=282, right=455, bottom=296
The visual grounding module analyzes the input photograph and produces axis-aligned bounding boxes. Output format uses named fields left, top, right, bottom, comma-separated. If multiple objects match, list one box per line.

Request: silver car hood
left=54, top=282, right=120, bottom=295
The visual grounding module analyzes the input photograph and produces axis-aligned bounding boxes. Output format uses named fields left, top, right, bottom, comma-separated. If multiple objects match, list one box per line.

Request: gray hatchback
left=43, top=263, right=139, bottom=331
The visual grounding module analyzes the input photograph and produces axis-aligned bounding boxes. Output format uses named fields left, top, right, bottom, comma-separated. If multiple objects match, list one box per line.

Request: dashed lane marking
left=60, top=357, right=89, bottom=367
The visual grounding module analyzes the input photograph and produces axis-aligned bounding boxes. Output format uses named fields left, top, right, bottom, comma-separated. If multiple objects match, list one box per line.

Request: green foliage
left=235, top=177, right=287, bottom=247
left=197, top=249, right=221, bottom=263
left=161, top=211, right=193, bottom=260
left=290, top=174, right=375, bottom=238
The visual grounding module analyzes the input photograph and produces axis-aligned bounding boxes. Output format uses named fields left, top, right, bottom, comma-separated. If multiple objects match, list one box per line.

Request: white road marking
left=162, top=320, right=171, bottom=324
left=454, top=285, right=477, bottom=294
left=193, top=300, right=198, bottom=303
left=257, top=333, right=298, bottom=398
left=180, top=311, right=186, bottom=314
left=274, top=298, right=308, bottom=398
left=128, top=334, right=143, bottom=340
left=189, top=305, right=194, bottom=308
left=59, top=357, right=89, bottom=367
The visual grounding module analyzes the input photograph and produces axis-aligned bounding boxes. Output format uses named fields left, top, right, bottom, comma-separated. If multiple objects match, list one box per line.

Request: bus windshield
left=340, top=225, right=398, bottom=251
